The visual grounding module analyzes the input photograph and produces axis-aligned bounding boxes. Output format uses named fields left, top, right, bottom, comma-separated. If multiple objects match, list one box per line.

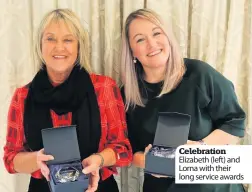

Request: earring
left=133, top=57, right=137, bottom=63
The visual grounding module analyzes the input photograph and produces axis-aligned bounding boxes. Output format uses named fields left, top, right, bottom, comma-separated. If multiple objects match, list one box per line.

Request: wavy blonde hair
left=120, top=9, right=185, bottom=110
left=34, top=8, right=92, bottom=73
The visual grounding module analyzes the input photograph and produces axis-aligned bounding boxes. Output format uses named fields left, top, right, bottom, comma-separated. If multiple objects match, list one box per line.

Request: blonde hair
left=34, top=8, right=92, bottom=73
left=120, top=8, right=185, bottom=110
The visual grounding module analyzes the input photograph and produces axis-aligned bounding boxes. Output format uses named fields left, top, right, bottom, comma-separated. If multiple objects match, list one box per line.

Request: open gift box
left=41, top=125, right=89, bottom=192
left=145, top=112, right=191, bottom=177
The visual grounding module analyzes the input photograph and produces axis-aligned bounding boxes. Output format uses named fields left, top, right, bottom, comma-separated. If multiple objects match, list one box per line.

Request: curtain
left=0, top=0, right=251, bottom=192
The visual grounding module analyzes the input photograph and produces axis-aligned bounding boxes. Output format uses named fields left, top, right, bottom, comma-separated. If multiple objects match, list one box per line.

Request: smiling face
left=41, top=20, right=78, bottom=74
left=128, top=17, right=170, bottom=71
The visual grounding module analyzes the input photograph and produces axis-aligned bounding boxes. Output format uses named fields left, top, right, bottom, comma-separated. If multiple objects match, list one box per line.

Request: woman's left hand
left=82, top=154, right=102, bottom=192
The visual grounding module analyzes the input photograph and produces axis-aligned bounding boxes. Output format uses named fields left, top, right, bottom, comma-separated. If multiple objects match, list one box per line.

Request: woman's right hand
left=132, top=144, right=152, bottom=168
left=36, top=148, right=54, bottom=181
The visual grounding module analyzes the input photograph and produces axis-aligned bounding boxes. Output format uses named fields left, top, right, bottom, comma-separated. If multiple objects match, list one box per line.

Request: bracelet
left=93, top=153, right=104, bottom=168
left=198, top=139, right=207, bottom=145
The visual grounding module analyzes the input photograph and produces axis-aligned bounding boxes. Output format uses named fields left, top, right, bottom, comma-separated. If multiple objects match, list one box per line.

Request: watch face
left=55, top=166, right=80, bottom=183
left=150, top=146, right=176, bottom=158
